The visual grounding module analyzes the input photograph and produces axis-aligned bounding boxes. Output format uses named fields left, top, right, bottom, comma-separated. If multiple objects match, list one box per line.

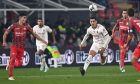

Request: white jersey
left=33, top=25, right=52, bottom=45
left=81, top=24, right=109, bottom=45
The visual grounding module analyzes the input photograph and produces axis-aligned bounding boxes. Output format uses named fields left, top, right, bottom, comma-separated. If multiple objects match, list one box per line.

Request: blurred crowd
left=0, top=14, right=114, bottom=48
left=0, top=0, right=139, bottom=48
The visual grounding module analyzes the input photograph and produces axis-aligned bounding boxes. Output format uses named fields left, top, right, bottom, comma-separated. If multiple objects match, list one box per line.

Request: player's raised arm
left=80, top=29, right=90, bottom=48
left=124, top=27, right=133, bottom=48
left=3, top=24, right=14, bottom=46
left=99, top=27, right=111, bottom=54
left=46, top=26, right=56, bottom=44
left=32, top=31, right=48, bottom=45
left=102, top=27, right=111, bottom=48
left=27, top=24, right=48, bottom=45
left=112, top=20, right=119, bottom=37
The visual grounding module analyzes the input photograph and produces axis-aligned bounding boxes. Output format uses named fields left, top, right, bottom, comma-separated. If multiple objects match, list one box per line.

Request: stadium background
left=0, top=0, right=139, bottom=67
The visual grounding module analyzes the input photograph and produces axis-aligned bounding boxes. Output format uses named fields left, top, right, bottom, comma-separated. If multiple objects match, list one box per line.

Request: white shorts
left=36, top=44, right=47, bottom=51
left=90, top=43, right=108, bottom=57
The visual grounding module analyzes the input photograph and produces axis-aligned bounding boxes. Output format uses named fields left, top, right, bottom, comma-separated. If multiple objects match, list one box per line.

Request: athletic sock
left=83, top=55, right=92, bottom=71
left=120, top=49, right=125, bottom=68
left=133, top=61, right=140, bottom=73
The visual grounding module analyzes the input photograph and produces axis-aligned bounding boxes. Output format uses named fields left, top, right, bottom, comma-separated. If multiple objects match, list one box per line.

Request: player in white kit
left=80, top=16, right=111, bottom=76
left=33, top=18, right=53, bottom=72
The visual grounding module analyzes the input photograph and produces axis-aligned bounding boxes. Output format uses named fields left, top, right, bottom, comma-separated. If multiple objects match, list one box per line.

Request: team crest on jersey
left=23, top=28, right=26, bottom=30
left=126, top=22, right=128, bottom=25
left=103, top=29, right=106, bottom=31
left=43, top=29, right=45, bottom=33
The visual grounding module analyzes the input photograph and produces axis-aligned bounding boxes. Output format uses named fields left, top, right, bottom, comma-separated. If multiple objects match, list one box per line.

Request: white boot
left=40, top=62, right=44, bottom=71
left=8, top=76, right=15, bottom=80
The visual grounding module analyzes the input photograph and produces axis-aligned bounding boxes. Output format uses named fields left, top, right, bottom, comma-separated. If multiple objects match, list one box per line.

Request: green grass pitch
left=0, top=65, right=140, bottom=84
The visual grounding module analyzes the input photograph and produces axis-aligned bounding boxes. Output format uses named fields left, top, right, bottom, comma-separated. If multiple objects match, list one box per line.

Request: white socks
left=83, top=55, right=93, bottom=71
left=40, top=54, right=49, bottom=72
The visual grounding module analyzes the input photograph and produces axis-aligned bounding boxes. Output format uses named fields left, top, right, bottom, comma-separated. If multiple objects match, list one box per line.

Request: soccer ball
left=89, top=3, right=98, bottom=11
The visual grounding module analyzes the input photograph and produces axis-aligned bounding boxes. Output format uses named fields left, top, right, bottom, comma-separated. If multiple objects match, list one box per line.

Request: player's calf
left=100, top=50, right=108, bottom=65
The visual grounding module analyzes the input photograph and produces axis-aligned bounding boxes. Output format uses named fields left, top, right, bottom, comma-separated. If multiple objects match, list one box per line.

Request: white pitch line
left=0, top=74, right=138, bottom=79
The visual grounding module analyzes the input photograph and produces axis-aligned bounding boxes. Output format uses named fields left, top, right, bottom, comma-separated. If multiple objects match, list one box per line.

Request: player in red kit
left=112, top=10, right=129, bottom=72
left=3, top=14, right=48, bottom=80
left=124, top=8, right=140, bottom=81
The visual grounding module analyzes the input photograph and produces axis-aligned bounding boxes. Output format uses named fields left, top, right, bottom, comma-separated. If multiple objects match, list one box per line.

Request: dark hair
left=37, top=18, right=43, bottom=20
left=122, top=9, right=127, bottom=12
left=89, top=11, right=97, bottom=20
left=122, top=9, right=127, bottom=14
left=90, top=15, right=97, bottom=20
left=128, top=8, right=134, bottom=17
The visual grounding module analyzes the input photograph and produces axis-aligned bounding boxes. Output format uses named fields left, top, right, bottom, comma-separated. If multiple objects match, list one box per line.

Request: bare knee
left=38, top=50, right=44, bottom=55
left=89, top=50, right=96, bottom=57
left=131, top=56, right=138, bottom=64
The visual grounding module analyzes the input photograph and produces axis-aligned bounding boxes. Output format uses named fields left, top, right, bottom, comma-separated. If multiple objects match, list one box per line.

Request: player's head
left=127, top=8, right=134, bottom=17
left=37, top=18, right=43, bottom=27
left=122, top=9, right=128, bottom=19
left=19, top=13, right=27, bottom=24
left=90, top=16, right=97, bottom=28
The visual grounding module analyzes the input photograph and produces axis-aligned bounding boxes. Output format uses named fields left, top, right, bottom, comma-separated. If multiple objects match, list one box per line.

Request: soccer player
left=124, top=8, right=140, bottom=76
left=112, top=10, right=129, bottom=72
left=79, top=16, right=111, bottom=76
left=33, top=18, right=54, bottom=72
left=2, top=14, right=48, bottom=80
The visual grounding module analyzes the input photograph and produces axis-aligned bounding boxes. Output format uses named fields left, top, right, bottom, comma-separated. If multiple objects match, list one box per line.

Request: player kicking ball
left=79, top=16, right=111, bottom=76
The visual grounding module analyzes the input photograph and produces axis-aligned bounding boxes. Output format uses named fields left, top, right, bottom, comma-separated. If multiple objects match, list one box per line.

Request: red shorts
left=133, top=43, right=140, bottom=57
left=10, top=46, right=24, bottom=66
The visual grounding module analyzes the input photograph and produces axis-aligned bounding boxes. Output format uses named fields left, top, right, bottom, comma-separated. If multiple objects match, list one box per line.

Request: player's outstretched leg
left=80, top=55, right=92, bottom=76
left=132, top=56, right=140, bottom=72
left=8, top=57, right=15, bottom=80
left=100, top=50, right=107, bottom=65
left=40, top=56, right=44, bottom=71
left=120, top=48, right=126, bottom=72
left=80, top=50, right=96, bottom=76
left=43, top=55, right=49, bottom=72
left=80, top=67, right=85, bottom=76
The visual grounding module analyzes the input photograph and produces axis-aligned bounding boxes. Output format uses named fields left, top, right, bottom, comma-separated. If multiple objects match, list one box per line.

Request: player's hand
left=99, top=47, right=105, bottom=54
left=123, top=44, right=129, bottom=51
left=123, top=44, right=127, bottom=49
left=79, top=44, right=85, bottom=50
left=30, top=35, right=34, bottom=41
left=2, top=42, right=7, bottom=47
left=125, top=46, right=129, bottom=52
left=43, top=41, right=48, bottom=45
left=111, top=31, right=115, bottom=39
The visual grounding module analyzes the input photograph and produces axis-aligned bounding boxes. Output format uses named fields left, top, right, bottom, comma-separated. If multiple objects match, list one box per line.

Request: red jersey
left=128, top=17, right=140, bottom=42
left=7, top=23, right=32, bottom=48
left=116, top=18, right=129, bottom=43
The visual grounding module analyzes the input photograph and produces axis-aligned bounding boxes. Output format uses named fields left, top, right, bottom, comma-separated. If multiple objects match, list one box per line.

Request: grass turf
left=0, top=65, right=140, bottom=84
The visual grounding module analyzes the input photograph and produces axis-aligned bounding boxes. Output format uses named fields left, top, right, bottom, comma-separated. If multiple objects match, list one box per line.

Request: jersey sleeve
left=115, top=19, right=120, bottom=28
left=33, top=26, right=36, bottom=33
left=7, top=24, right=15, bottom=32
left=46, top=26, right=52, bottom=33
left=80, top=28, right=90, bottom=45
left=131, top=19, right=140, bottom=33
left=101, top=26, right=111, bottom=48
left=101, top=26, right=109, bottom=37
left=26, top=24, right=33, bottom=33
